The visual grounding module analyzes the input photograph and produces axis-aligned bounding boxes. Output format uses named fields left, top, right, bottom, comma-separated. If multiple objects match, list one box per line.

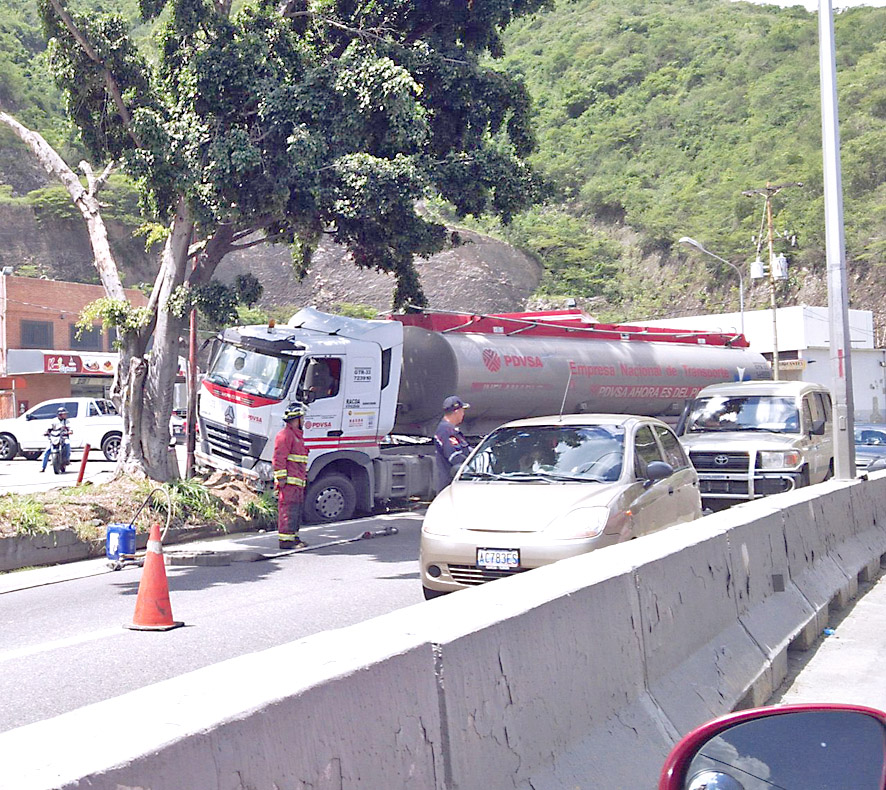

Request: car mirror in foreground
left=658, top=704, right=886, bottom=790
left=645, top=460, right=674, bottom=484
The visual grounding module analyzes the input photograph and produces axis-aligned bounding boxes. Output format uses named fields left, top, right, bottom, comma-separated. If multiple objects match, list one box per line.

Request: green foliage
left=168, top=274, right=264, bottom=327
left=333, top=303, right=380, bottom=319
left=77, top=297, right=152, bottom=339
left=245, top=492, right=276, bottom=529
left=32, top=0, right=548, bottom=310
left=494, top=0, right=886, bottom=306
left=138, top=478, right=225, bottom=526
left=0, top=494, right=51, bottom=536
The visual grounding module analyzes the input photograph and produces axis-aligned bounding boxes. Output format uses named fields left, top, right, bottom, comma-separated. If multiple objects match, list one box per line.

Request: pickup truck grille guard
left=689, top=450, right=797, bottom=499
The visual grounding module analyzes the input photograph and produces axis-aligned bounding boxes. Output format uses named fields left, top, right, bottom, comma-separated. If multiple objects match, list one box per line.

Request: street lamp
left=678, top=236, right=745, bottom=336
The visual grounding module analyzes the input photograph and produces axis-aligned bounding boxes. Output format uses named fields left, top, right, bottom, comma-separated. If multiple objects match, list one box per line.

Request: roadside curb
left=0, top=523, right=255, bottom=574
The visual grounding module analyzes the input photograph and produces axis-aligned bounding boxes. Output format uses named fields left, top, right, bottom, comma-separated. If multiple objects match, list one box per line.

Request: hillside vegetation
left=3, top=0, right=886, bottom=332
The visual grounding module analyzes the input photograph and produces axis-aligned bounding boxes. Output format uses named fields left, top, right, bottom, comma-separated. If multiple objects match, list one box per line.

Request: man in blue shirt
left=434, top=395, right=471, bottom=493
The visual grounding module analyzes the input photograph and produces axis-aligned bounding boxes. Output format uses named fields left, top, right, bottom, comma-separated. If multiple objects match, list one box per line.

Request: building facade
left=636, top=306, right=886, bottom=422
left=0, top=274, right=149, bottom=418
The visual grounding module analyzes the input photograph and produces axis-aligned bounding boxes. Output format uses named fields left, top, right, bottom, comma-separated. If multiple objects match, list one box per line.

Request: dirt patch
left=0, top=472, right=270, bottom=542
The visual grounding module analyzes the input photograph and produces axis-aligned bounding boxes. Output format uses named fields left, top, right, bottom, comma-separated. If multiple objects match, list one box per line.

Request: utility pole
left=819, top=0, right=855, bottom=478
left=742, top=182, right=802, bottom=380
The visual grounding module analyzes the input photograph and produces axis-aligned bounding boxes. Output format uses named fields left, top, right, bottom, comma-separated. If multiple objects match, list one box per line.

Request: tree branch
left=0, top=110, right=127, bottom=300
left=46, top=0, right=143, bottom=148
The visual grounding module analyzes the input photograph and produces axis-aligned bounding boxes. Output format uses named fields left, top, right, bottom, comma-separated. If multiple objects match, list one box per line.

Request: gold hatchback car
left=420, top=414, right=702, bottom=599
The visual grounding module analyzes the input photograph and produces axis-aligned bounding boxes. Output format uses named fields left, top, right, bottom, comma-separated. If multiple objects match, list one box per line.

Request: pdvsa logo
left=482, top=348, right=501, bottom=372
left=504, top=355, right=543, bottom=368
left=305, top=420, right=333, bottom=430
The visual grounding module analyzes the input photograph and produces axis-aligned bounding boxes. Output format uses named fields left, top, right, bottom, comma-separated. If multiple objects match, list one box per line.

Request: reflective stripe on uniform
left=286, top=477, right=306, bottom=486
left=287, top=454, right=308, bottom=462
left=273, top=469, right=286, bottom=479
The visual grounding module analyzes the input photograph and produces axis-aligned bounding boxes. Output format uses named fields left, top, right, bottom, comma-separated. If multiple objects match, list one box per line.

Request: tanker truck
left=195, top=307, right=770, bottom=522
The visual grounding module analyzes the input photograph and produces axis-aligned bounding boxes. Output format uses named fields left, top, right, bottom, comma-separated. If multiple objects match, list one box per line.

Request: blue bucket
left=106, top=523, right=137, bottom=560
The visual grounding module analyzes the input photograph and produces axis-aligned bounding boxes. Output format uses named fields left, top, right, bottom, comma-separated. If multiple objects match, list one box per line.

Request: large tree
left=2, top=0, right=547, bottom=481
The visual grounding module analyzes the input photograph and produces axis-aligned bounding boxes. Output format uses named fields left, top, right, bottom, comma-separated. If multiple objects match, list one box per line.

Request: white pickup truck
left=678, top=380, right=834, bottom=505
left=0, top=397, right=123, bottom=461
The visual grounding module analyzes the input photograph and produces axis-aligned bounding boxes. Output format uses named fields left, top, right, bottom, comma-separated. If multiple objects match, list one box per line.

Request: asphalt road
left=0, top=448, right=131, bottom=494
left=0, top=511, right=426, bottom=733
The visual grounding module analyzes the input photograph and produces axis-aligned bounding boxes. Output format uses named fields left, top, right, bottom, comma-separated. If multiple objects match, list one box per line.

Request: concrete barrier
left=3, top=472, right=886, bottom=789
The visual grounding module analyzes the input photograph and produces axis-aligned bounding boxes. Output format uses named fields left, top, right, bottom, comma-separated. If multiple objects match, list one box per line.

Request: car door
left=22, top=400, right=80, bottom=451
left=627, top=423, right=678, bottom=536
left=653, top=424, right=701, bottom=523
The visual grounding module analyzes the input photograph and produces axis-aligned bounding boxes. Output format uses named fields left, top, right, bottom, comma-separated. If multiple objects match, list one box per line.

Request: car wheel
left=101, top=433, right=122, bottom=461
left=304, top=474, right=357, bottom=523
left=423, top=586, right=449, bottom=600
left=0, top=434, right=19, bottom=461
left=22, top=451, right=41, bottom=461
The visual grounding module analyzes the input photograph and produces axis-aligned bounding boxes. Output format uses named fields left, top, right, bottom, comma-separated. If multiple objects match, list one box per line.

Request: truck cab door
left=297, top=356, right=345, bottom=447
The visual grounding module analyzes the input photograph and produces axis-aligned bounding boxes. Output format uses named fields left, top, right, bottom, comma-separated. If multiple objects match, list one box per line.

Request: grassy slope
left=3, top=0, right=886, bottom=329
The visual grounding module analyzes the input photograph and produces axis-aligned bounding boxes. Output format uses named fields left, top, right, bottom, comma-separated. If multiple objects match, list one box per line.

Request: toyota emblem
left=714, top=454, right=729, bottom=466
left=224, top=405, right=235, bottom=425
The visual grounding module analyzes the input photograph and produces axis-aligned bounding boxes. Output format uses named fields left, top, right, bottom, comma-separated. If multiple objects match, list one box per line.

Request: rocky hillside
left=0, top=197, right=543, bottom=316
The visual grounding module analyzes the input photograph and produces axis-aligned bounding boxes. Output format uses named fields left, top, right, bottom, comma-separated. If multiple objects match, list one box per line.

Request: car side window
left=28, top=403, right=60, bottom=420
left=802, top=397, right=814, bottom=432
left=88, top=403, right=99, bottom=417
left=654, top=425, right=689, bottom=470
left=634, top=425, right=664, bottom=477
left=61, top=401, right=79, bottom=418
left=96, top=400, right=118, bottom=415
left=813, top=392, right=831, bottom=425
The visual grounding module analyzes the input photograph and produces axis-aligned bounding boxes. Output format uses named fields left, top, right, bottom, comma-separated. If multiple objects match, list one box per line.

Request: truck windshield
left=206, top=344, right=295, bottom=401
left=461, top=425, right=626, bottom=482
left=686, top=396, right=800, bottom=434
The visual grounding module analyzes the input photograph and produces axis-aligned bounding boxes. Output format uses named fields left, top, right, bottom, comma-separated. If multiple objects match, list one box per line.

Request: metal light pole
left=819, top=0, right=856, bottom=478
left=678, top=236, right=745, bottom=336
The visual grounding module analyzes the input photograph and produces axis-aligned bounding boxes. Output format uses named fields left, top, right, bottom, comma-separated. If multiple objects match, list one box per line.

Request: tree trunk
left=1, top=111, right=192, bottom=483
left=115, top=200, right=193, bottom=481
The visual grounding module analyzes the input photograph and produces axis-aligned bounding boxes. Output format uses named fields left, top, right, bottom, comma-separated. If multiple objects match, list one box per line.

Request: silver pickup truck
left=678, top=380, right=834, bottom=505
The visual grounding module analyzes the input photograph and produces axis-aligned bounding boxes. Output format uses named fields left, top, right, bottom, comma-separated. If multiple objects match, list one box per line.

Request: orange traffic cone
left=125, top=522, right=184, bottom=631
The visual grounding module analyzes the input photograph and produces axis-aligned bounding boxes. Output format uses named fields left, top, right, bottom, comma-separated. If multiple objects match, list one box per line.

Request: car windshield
left=686, top=395, right=800, bottom=434
left=206, top=345, right=296, bottom=401
left=461, top=424, right=626, bottom=482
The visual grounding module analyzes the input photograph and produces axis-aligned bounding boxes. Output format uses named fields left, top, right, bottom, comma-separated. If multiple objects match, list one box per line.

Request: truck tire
left=305, top=474, right=357, bottom=523
left=23, top=451, right=41, bottom=461
left=0, top=434, right=18, bottom=461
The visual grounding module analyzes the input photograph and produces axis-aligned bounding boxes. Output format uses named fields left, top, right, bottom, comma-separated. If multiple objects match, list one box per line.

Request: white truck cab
left=678, top=380, right=833, bottom=503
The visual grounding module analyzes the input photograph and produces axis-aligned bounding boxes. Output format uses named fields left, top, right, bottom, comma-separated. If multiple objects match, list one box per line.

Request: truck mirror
left=811, top=418, right=826, bottom=436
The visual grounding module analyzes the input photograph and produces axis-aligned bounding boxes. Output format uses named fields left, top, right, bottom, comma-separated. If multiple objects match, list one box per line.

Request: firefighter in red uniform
left=273, top=402, right=309, bottom=549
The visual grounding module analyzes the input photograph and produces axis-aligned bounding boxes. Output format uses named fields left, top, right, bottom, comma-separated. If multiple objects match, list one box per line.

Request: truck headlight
left=758, top=451, right=802, bottom=469
left=545, top=506, right=610, bottom=540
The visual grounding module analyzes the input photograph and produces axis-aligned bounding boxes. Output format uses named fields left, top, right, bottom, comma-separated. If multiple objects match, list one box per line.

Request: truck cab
left=678, top=380, right=833, bottom=505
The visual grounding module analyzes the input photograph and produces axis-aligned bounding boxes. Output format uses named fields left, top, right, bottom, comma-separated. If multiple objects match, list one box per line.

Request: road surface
left=0, top=511, right=426, bottom=733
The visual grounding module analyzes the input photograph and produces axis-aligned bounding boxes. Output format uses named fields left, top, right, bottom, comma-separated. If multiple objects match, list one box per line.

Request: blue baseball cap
left=442, top=396, right=470, bottom=413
